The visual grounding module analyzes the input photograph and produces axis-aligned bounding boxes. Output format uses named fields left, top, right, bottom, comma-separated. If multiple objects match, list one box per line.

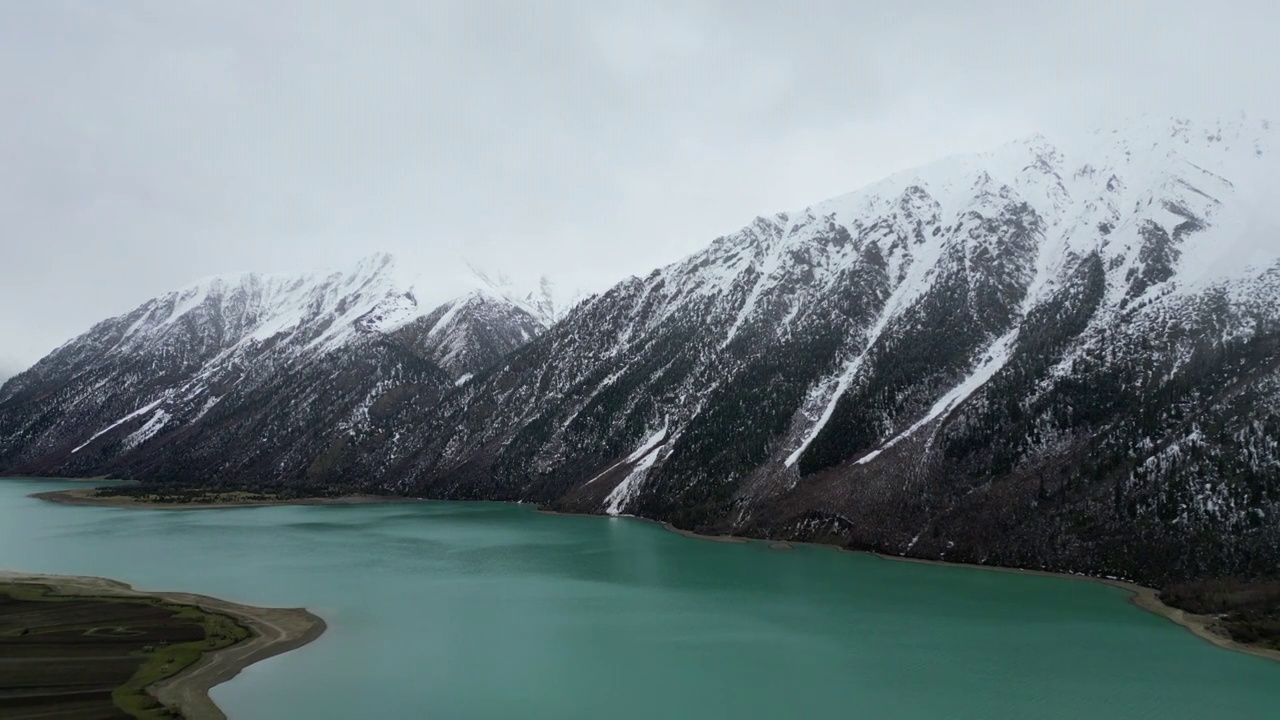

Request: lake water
left=1, top=478, right=1276, bottom=719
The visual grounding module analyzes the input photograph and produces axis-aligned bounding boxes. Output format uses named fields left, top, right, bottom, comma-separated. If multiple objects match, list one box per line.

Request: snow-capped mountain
left=468, top=264, right=584, bottom=327
left=4, top=115, right=1277, bottom=586
left=340, top=115, right=1278, bottom=584
left=0, top=253, right=544, bottom=480
left=395, top=290, right=544, bottom=381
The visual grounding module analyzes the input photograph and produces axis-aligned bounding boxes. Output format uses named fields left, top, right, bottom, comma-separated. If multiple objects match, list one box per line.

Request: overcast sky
left=2, top=0, right=1277, bottom=370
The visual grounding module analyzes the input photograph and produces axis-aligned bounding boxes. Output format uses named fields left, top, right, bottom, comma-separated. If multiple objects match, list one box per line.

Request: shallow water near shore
left=2, top=478, right=1276, bottom=719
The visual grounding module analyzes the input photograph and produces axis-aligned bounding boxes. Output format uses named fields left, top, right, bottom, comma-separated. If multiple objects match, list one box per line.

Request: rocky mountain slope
left=0, top=253, right=544, bottom=483
left=342, top=116, right=1278, bottom=585
left=4, top=116, right=1277, bottom=586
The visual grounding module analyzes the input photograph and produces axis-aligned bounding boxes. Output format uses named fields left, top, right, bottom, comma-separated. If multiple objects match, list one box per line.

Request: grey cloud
left=2, top=0, right=1277, bottom=367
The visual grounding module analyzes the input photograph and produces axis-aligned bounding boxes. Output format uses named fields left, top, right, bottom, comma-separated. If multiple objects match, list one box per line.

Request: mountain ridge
left=338, top=114, right=1278, bottom=584
left=3, top=115, right=1277, bottom=587
left=0, top=255, right=545, bottom=480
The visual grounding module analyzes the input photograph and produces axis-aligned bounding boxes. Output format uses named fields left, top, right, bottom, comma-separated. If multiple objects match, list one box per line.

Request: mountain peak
left=466, top=263, right=581, bottom=328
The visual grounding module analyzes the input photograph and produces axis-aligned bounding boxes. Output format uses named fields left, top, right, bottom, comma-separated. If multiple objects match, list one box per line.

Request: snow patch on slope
left=427, top=297, right=469, bottom=338
left=71, top=397, right=168, bottom=453
left=604, top=450, right=660, bottom=516
left=857, top=330, right=1018, bottom=465
left=123, top=409, right=170, bottom=451
left=626, top=421, right=669, bottom=463
left=783, top=247, right=947, bottom=469
left=584, top=419, right=669, bottom=488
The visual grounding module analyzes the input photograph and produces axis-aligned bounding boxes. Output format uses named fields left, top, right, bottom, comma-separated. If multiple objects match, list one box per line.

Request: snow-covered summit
left=0, top=251, right=547, bottom=468
left=400, top=289, right=545, bottom=378
left=467, top=264, right=583, bottom=327
left=644, top=114, right=1276, bottom=348
left=81, top=251, right=557, bottom=364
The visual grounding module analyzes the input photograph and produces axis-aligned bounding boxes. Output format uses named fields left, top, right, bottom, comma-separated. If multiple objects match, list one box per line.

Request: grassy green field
left=0, top=582, right=250, bottom=719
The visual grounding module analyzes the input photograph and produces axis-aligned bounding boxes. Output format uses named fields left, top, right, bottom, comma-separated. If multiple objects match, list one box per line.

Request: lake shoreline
left=0, top=569, right=326, bottom=720
left=30, top=486, right=424, bottom=510
left=29, top=483, right=1279, bottom=664
left=863, top=551, right=1280, bottom=664
left=533, top=508, right=1280, bottom=665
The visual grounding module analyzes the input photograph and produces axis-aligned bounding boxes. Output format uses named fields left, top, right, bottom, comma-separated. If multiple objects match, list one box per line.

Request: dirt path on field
left=0, top=571, right=326, bottom=720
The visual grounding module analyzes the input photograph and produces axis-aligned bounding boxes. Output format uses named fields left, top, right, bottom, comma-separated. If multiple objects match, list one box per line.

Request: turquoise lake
left=1, top=478, right=1276, bottom=719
